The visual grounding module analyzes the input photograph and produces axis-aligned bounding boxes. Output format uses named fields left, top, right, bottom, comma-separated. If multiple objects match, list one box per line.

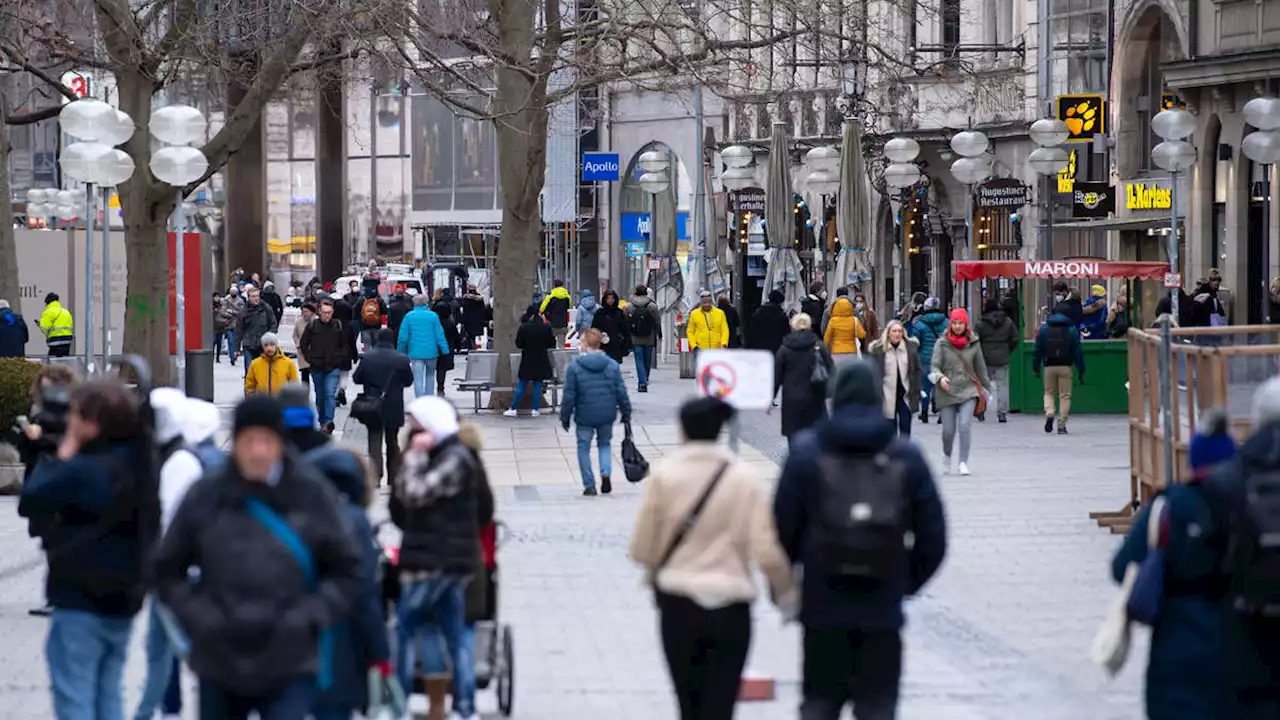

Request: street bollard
left=185, top=349, right=215, bottom=402
left=676, top=314, right=696, bottom=379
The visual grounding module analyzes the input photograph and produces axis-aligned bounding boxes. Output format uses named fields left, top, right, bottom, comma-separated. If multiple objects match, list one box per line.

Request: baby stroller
left=380, top=521, right=514, bottom=717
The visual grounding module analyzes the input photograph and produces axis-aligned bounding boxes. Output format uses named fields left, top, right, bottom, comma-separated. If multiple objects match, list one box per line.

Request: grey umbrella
left=835, top=117, right=872, bottom=293
left=650, top=181, right=684, bottom=311
left=700, top=158, right=728, bottom=298
left=763, top=121, right=803, bottom=314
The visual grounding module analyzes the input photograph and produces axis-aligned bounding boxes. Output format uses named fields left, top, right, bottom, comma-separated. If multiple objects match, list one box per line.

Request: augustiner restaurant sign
left=1125, top=181, right=1173, bottom=210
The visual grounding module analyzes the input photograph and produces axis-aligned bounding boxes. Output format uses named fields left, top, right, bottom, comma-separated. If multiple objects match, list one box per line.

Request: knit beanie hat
left=234, top=396, right=284, bottom=438
left=1091, top=284, right=1106, bottom=298
left=260, top=332, right=280, bottom=347
left=680, top=396, right=736, bottom=441
left=1189, top=409, right=1236, bottom=474
left=831, top=359, right=880, bottom=409
left=406, top=396, right=459, bottom=438
left=1254, top=377, right=1280, bottom=427
left=949, top=308, right=970, bottom=328
left=924, top=296, right=941, bottom=310
left=277, top=383, right=316, bottom=429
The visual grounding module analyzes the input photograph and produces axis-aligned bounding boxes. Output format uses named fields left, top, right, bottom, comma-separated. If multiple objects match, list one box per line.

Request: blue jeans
left=895, top=395, right=912, bottom=437
left=311, top=368, right=340, bottom=426
left=396, top=576, right=475, bottom=717
left=214, top=330, right=233, bottom=359
left=132, top=602, right=175, bottom=720
left=511, top=380, right=542, bottom=411
left=575, top=423, right=614, bottom=487
left=46, top=608, right=134, bottom=720
left=633, top=345, right=652, bottom=387
left=411, top=358, right=438, bottom=397
left=162, top=657, right=182, bottom=714
left=198, top=674, right=316, bottom=720
left=418, top=622, right=477, bottom=677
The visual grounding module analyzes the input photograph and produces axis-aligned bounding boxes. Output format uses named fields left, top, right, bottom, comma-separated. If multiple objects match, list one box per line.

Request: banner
left=975, top=178, right=1032, bottom=209
left=1072, top=182, right=1115, bottom=218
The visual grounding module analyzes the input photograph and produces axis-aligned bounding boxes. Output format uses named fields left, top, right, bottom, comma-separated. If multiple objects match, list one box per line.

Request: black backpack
left=811, top=448, right=910, bottom=580
left=1231, top=466, right=1280, bottom=614
left=630, top=305, right=655, bottom=337
left=1042, top=324, right=1073, bottom=364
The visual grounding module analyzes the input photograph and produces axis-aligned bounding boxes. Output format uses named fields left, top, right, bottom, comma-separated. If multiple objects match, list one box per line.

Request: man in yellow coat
left=244, top=332, right=299, bottom=396
left=687, top=291, right=729, bottom=354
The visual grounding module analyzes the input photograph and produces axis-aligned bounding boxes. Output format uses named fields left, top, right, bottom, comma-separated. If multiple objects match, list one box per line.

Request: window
left=941, top=0, right=961, bottom=59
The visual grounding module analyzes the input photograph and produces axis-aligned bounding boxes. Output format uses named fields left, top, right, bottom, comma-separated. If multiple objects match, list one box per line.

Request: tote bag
left=1091, top=495, right=1165, bottom=676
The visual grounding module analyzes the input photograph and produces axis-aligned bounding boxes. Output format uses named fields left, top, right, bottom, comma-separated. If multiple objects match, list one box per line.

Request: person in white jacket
left=133, top=388, right=223, bottom=720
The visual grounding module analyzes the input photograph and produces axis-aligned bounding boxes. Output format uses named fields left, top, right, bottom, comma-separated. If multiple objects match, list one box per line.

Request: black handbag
left=351, top=383, right=389, bottom=426
left=621, top=422, right=650, bottom=483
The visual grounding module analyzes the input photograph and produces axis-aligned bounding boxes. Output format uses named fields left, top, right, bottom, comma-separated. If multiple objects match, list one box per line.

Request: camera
left=33, top=385, right=71, bottom=438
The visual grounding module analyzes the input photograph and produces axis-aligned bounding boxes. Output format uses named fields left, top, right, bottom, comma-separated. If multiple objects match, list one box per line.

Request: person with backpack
left=800, top=282, right=826, bottom=327
left=773, top=313, right=834, bottom=447
left=1108, top=409, right=1238, bottom=720
left=1033, top=302, right=1086, bottom=435
left=574, top=289, right=599, bottom=338
left=19, top=380, right=152, bottom=719
left=628, top=396, right=796, bottom=720
left=929, top=309, right=993, bottom=476
left=912, top=297, right=949, bottom=423
left=397, top=294, right=451, bottom=397
left=773, top=360, right=947, bottom=720
left=151, top=396, right=361, bottom=718
left=134, top=388, right=224, bottom=720
left=357, top=285, right=388, bottom=355
left=504, top=306, right=556, bottom=417
left=0, top=298, right=29, bottom=358
left=539, top=278, right=574, bottom=348
left=627, top=285, right=663, bottom=392
left=976, top=299, right=1019, bottom=423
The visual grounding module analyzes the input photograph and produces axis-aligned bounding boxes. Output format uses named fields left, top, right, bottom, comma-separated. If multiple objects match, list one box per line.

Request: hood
left=982, top=309, right=1009, bottom=327
left=579, top=295, right=598, bottom=311
left=576, top=350, right=615, bottom=373
left=816, top=405, right=897, bottom=455
left=547, top=287, right=571, bottom=301
left=918, top=310, right=948, bottom=329
left=1241, top=422, right=1280, bottom=471
left=1046, top=313, right=1074, bottom=327
left=782, top=330, right=820, bottom=349
left=458, top=422, right=483, bottom=452
left=151, top=389, right=221, bottom=446
left=831, top=297, right=855, bottom=318
left=303, top=446, right=367, bottom=506
left=629, top=295, right=653, bottom=309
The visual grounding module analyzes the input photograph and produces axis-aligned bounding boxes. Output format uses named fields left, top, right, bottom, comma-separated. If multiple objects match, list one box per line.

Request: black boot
left=997, top=412, right=1007, bottom=423
left=336, top=388, right=348, bottom=407
left=601, top=475, right=612, bottom=495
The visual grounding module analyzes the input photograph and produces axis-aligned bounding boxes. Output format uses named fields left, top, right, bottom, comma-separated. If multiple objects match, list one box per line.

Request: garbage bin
left=676, top=316, right=696, bottom=379
left=185, top=349, right=215, bottom=402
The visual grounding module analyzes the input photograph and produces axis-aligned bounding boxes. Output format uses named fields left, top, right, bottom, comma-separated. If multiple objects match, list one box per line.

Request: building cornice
left=1162, top=47, right=1280, bottom=89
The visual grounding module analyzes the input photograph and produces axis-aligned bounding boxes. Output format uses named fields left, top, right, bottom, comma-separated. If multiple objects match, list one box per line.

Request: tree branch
left=6, top=106, right=62, bottom=125
left=0, top=44, right=80, bottom=102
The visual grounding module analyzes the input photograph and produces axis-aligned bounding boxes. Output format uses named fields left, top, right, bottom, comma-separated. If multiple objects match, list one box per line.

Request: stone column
left=224, top=53, right=267, bottom=279
left=316, top=45, right=347, bottom=280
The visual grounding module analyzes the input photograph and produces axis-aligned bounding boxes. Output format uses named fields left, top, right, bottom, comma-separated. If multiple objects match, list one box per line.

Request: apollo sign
left=581, top=153, right=620, bottom=182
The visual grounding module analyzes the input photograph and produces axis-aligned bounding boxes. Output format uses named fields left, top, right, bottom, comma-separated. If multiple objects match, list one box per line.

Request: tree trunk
left=0, top=81, right=19, bottom=306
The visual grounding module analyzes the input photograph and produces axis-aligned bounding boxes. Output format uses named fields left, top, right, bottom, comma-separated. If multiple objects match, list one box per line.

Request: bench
left=456, top=352, right=501, bottom=413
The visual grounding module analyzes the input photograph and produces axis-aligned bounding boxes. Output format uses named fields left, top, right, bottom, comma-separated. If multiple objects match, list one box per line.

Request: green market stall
left=953, top=259, right=1170, bottom=415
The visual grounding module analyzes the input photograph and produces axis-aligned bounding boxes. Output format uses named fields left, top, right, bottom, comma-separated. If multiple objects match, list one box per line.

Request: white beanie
left=1254, top=376, right=1280, bottom=427
left=150, top=387, right=188, bottom=444
left=406, top=396, right=459, bottom=438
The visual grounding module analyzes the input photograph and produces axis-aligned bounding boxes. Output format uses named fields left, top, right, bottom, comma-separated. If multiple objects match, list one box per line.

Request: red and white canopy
left=953, top=260, right=1169, bottom=281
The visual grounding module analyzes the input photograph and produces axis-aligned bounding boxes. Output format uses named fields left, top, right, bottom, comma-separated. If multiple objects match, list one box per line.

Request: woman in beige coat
left=629, top=396, right=795, bottom=720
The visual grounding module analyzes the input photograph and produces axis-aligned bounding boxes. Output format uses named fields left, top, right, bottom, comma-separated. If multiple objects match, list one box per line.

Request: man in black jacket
left=233, top=286, right=279, bottom=377
left=387, top=288, right=414, bottom=340
left=747, top=290, right=790, bottom=355
left=152, top=396, right=360, bottom=716
left=800, top=282, right=826, bottom=325
left=261, top=281, right=285, bottom=320
left=299, top=300, right=348, bottom=433
left=459, top=285, right=487, bottom=350
left=353, top=329, right=413, bottom=483
left=391, top=395, right=491, bottom=719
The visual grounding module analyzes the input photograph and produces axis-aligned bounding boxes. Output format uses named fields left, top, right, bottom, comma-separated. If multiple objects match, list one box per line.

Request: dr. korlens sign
left=581, top=153, right=620, bottom=182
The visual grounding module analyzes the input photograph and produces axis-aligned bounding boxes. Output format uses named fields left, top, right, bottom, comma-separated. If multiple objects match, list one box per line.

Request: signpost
left=695, top=349, right=775, bottom=454
left=975, top=178, right=1032, bottom=209
left=581, top=152, right=620, bottom=182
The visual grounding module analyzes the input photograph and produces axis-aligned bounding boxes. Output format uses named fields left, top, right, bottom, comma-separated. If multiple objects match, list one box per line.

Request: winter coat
left=720, top=301, right=743, bottom=348
left=773, top=404, right=947, bottom=630
left=824, top=298, right=866, bottom=355
left=867, top=335, right=921, bottom=414
left=151, top=456, right=362, bottom=697
left=1108, top=310, right=1132, bottom=339
left=300, top=317, right=348, bottom=372
left=457, top=425, right=496, bottom=622
left=539, top=287, right=573, bottom=329
left=244, top=352, right=299, bottom=396
left=262, top=288, right=285, bottom=320
left=38, top=300, right=74, bottom=348
left=234, top=301, right=278, bottom=353
left=976, top=309, right=1018, bottom=367
left=356, top=291, right=388, bottom=331
left=1111, top=479, right=1236, bottom=719
left=560, top=350, right=631, bottom=429
left=352, top=344, right=414, bottom=429
left=746, top=301, right=789, bottom=355
left=397, top=306, right=450, bottom=360
left=774, top=330, right=834, bottom=438
left=153, top=395, right=223, bottom=532
left=591, top=302, right=631, bottom=362
left=432, top=301, right=460, bottom=372
left=626, top=295, right=662, bottom=346
left=292, top=317, right=311, bottom=370
left=0, top=308, right=28, bottom=357
left=857, top=306, right=879, bottom=343
left=515, top=318, right=556, bottom=382
left=800, top=294, right=825, bottom=325
left=1056, top=295, right=1085, bottom=327
left=1033, top=313, right=1086, bottom=378
left=1081, top=295, right=1109, bottom=338
left=460, top=293, right=487, bottom=336
left=387, top=295, right=414, bottom=339
left=912, top=311, right=948, bottom=368
left=928, top=334, right=993, bottom=410
left=18, top=440, right=148, bottom=618
left=214, top=300, right=238, bottom=333
left=304, top=447, right=392, bottom=714
left=390, top=435, right=489, bottom=575
left=574, top=292, right=599, bottom=334
left=687, top=306, right=729, bottom=350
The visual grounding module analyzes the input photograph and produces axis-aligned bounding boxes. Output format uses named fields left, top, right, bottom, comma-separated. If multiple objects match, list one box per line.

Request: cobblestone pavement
left=0, top=353, right=1146, bottom=718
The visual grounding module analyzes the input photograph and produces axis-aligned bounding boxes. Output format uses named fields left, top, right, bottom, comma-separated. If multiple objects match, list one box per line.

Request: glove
left=561, top=422, right=571, bottom=433
left=370, top=660, right=393, bottom=679
left=1078, top=375, right=1085, bottom=385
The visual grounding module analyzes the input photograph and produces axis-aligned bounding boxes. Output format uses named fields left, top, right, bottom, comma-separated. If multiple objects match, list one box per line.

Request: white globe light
left=638, top=150, right=670, bottom=174
left=638, top=171, right=670, bottom=195
left=805, top=146, right=840, bottom=173
left=97, top=148, right=136, bottom=186
left=950, top=130, right=990, bottom=158
left=1027, top=146, right=1070, bottom=175
left=883, top=162, right=921, bottom=189
left=55, top=189, right=78, bottom=207
left=26, top=203, right=47, bottom=216
left=1151, top=109, right=1197, bottom=141
left=96, top=110, right=136, bottom=147
left=720, top=166, right=755, bottom=191
left=806, top=169, right=840, bottom=196
left=150, top=104, right=208, bottom=146
left=1029, top=118, right=1071, bottom=147
left=59, top=141, right=113, bottom=183
left=26, top=188, right=50, bottom=204
left=150, top=145, right=210, bottom=186
left=1242, top=129, right=1280, bottom=165
left=1244, top=97, right=1280, bottom=132
left=884, top=137, right=920, bottom=163
left=1151, top=140, right=1197, bottom=172
left=59, top=99, right=117, bottom=141
left=55, top=204, right=78, bottom=220
left=951, top=156, right=990, bottom=185
left=721, top=145, right=754, bottom=169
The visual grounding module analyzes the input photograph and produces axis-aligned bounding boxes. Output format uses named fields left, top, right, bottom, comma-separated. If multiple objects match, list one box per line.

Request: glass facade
left=410, top=94, right=500, bottom=213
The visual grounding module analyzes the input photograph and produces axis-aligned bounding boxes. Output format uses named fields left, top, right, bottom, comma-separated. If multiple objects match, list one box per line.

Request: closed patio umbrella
left=650, top=181, right=685, bottom=311
left=834, top=117, right=872, bottom=293
left=763, top=121, right=802, bottom=314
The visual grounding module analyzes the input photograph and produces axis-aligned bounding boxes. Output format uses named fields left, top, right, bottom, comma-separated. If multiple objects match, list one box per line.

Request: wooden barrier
left=1090, top=325, right=1280, bottom=534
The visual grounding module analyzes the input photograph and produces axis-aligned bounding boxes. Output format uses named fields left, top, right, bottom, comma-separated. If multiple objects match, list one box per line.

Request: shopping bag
left=366, top=669, right=408, bottom=719
left=1091, top=560, right=1136, bottom=676
left=621, top=422, right=649, bottom=483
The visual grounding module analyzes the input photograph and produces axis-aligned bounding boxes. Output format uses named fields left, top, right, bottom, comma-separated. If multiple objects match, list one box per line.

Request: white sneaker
left=958, top=462, right=971, bottom=476
left=942, top=456, right=953, bottom=475
left=449, top=714, right=478, bottom=720
left=503, top=409, right=518, bottom=417
left=531, top=409, right=540, bottom=417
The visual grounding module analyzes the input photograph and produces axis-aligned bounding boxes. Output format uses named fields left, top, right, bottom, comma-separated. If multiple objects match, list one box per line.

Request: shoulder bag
left=809, top=342, right=830, bottom=389
left=1091, top=495, right=1166, bottom=676
left=351, top=382, right=390, bottom=427
left=949, top=344, right=988, bottom=418
left=655, top=461, right=731, bottom=573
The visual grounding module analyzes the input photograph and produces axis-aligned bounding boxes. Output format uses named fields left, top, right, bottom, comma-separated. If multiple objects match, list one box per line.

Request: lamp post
left=150, top=104, right=210, bottom=391
left=638, top=150, right=672, bottom=289
left=1027, top=118, right=1072, bottom=315
left=884, top=137, right=922, bottom=308
left=720, top=146, right=756, bottom=316
left=1150, top=108, right=1198, bottom=322
left=804, top=145, right=840, bottom=286
left=1242, top=97, right=1280, bottom=322
left=950, top=130, right=991, bottom=312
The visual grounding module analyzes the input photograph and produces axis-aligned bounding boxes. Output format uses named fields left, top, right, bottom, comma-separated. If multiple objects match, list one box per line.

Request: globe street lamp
left=805, top=146, right=840, bottom=276
left=1150, top=108, right=1198, bottom=321
left=1027, top=117, right=1071, bottom=285
left=150, top=104, right=210, bottom=390
left=1242, top=96, right=1280, bottom=322
left=25, top=188, right=56, bottom=228
left=720, top=146, right=756, bottom=312
left=951, top=131, right=991, bottom=312
left=883, top=137, right=921, bottom=306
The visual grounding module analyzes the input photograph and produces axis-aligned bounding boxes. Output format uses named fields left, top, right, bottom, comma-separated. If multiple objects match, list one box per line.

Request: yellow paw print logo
left=1064, top=101, right=1098, bottom=136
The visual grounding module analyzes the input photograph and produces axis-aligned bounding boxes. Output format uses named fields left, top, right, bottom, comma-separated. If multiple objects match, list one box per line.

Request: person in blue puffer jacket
left=911, top=297, right=949, bottom=422
left=560, top=328, right=631, bottom=497
left=398, top=294, right=451, bottom=398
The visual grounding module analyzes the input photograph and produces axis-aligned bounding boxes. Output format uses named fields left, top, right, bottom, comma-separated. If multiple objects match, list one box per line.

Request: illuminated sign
left=1072, top=182, right=1114, bottom=218
left=1125, top=182, right=1172, bottom=210
left=1057, top=150, right=1077, bottom=193
left=1162, top=93, right=1186, bottom=110
left=1056, top=94, right=1106, bottom=142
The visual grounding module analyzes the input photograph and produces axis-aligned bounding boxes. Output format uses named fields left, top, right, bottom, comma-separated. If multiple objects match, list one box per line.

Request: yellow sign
left=1057, top=150, right=1077, bottom=193
left=1056, top=94, right=1105, bottom=141
left=1125, top=182, right=1172, bottom=210
left=1162, top=93, right=1185, bottom=110
left=108, top=193, right=120, bottom=209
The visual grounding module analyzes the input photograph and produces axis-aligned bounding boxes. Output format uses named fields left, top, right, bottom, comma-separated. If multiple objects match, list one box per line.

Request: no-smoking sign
left=697, top=361, right=737, bottom=399
left=694, top=350, right=775, bottom=410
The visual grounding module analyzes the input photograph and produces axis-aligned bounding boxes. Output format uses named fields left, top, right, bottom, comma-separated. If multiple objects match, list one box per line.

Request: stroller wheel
left=497, top=625, right=514, bottom=716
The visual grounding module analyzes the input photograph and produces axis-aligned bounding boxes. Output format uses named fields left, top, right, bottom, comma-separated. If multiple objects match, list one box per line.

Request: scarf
left=947, top=330, right=969, bottom=350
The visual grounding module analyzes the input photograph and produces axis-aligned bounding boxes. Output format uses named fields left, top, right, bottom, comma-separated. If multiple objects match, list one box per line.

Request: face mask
left=1054, top=293, right=1066, bottom=303
left=855, top=302, right=865, bottom=310
left=820, top=291, right=828, bottom=300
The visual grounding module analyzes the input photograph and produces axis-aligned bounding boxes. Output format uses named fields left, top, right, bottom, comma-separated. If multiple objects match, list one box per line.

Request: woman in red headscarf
left=926, top=308, right=993, bottom=476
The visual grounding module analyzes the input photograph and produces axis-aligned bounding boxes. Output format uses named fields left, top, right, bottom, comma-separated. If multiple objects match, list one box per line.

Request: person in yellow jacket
left=244, top=332, right=299, bottom=396
left=687, top=291, right=729, bottom=353
left=824, top=292, right=866, bottom=360
left=38, top=292, right=74, bottom=357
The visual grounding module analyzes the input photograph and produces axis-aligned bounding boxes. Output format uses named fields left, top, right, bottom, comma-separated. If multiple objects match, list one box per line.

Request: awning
left=953, top=260, right=1170, bottom=281
left=1052, top=217, right=1180, bottom=231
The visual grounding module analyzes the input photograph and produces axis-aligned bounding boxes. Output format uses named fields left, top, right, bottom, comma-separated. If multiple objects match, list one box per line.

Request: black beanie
left=768, top=290, right=784, bottom=304
left=680, top=396, right=736, bottom=441
left=830, top=359, right=880, bottom=409
left=234, top=396, right=285, bottom=438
